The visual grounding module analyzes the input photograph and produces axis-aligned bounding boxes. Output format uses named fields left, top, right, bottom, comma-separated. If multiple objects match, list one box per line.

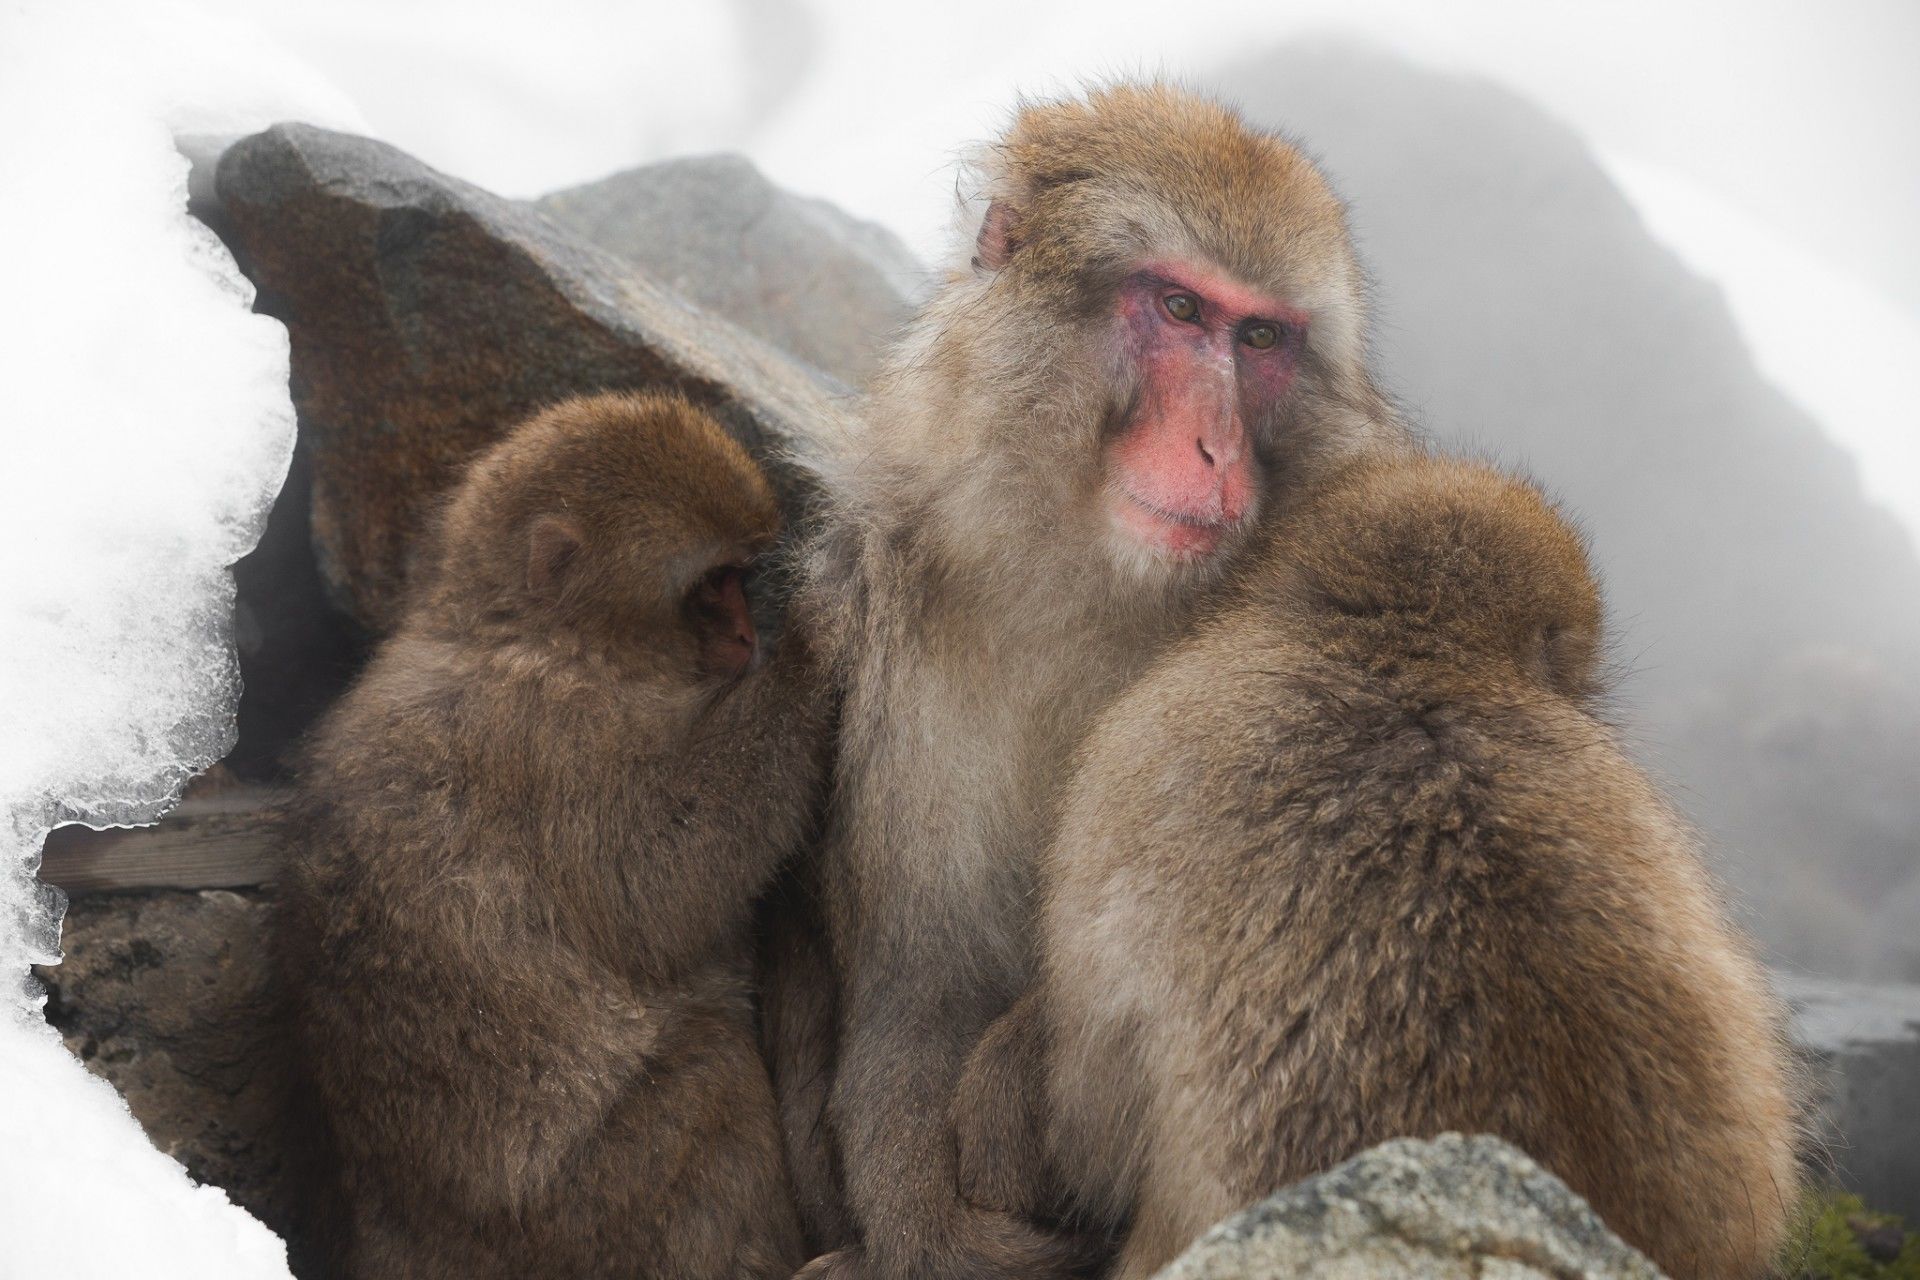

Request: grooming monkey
left=787, top=84, right=1406, bottom=1277
left=954, top=453, right=1802, bottom=1280
left=277, top=392, right=823, bottom=1279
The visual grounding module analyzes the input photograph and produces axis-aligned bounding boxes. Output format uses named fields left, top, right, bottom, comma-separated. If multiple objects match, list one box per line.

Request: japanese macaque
left=787, top=84, right=1404, bottom=1278
left=276, top=392, right=825, bottom=1279
left=954, top=453, right=1802, bottom=1280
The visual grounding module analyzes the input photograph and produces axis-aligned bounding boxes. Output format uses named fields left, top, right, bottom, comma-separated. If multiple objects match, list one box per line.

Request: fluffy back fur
left=962, top=454, right=1802, bottom=1280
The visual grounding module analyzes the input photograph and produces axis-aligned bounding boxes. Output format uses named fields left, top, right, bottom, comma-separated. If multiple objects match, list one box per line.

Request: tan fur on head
left=957, top=82, right=1370, bottom=379
left=422, top=392, right=779, bottom=664
left=856, top=84, right=1398, bottom=610
left=1269, top=454, right=1607, bottom=701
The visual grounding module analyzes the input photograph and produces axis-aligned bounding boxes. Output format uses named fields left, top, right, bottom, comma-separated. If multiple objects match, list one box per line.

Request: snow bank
left=0, top=0, right=359, bottom=1270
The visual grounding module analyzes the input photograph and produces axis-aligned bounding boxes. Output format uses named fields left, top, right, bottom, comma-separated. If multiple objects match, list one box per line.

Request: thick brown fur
left=753, top=862, right=854, bottom=1256
left=276, top=392, right=825, bottom=1279
left=784, top=83, right=1406, bottom=1278
left=954, top=453, right=1802, bottom=1280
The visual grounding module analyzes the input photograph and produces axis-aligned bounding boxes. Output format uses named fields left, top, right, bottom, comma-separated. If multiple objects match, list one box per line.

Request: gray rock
left=33, top=888, right=295, bottom=1240
left=534, top=153, right=924, bottom=388
left=1155, top=1134, right=1663, bottom=1280
left=216, top=124, right=844, bottom=631
left=1777, top=971, right=1920, bottom=1221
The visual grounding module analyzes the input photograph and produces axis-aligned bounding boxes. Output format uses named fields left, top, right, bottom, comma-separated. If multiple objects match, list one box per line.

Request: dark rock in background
left=226, top=442, right=368, bottom=781
left=1212, top=43, right=1920, bottom=978
left=534, top=153, right=923, bottom=387
left=1678, top=651, right=1920, bottom=978
left=217, top=124, right=845, bottom=632
left=1779, top=972, right=1920, bottom=1223
left=34, top=888, right=293, bottom=1237
left=1155, top=1133, right=1663, bottom=1279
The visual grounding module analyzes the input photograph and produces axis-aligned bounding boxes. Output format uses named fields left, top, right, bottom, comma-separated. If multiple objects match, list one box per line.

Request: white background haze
left=0, top=0, right=1913, bottom=1271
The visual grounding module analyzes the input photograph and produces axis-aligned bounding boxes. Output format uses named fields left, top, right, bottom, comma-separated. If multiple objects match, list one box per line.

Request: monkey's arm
left=755, top=865, right=855, bottom=1254
left=615, top=650, right=831, bottom=980
left=817, top=924, right=1087, bottom=1280
left=952, top=985, right=1052, bottom=1218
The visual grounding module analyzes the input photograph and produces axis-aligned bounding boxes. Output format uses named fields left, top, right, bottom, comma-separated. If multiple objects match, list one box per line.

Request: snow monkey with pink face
left=773, top=84, right=1407, bottom=1278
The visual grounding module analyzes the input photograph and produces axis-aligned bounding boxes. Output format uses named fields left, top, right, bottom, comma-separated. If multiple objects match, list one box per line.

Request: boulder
left=533, top=153, right=923, bottom=388
left=216, top=124, right=844, bottom=631
left=1155, top=1133, right=1663, bottom=1279
left=33, top=888, right=293, bottom=1239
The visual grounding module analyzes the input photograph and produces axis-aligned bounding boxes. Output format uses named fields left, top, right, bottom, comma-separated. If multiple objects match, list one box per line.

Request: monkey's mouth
left=1109, top=488, right=1237, bottom=560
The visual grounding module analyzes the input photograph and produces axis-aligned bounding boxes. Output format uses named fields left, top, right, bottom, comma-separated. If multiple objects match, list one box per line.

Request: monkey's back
left=1039, top=464, right=1799, bottom=1280
left=274, top=634, right=800, bottom=1279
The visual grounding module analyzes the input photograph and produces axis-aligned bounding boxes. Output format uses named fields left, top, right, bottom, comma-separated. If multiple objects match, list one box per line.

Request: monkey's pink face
left=1106, top=262, right=1306, bottom=563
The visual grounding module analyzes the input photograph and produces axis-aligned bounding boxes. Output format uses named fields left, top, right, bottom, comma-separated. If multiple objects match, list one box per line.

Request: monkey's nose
left=1197, top=438, right=1215, bottom=467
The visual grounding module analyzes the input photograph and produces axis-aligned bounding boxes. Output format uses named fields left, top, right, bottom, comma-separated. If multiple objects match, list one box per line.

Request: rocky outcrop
left=1155, top=1134, right=1663, bottom=1279
left=216, top=124, right=845, bottom=632
left=33, top=888, right=292, bottom=1238
left=534, top=153, right=923, bottom=388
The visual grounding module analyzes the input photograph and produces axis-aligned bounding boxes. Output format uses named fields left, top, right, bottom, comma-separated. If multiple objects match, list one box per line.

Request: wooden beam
left=39, top=787, right=287, bottom=895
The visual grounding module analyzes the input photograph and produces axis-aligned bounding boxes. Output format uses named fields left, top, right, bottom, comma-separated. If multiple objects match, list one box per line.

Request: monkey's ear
left=526, top=514, right=583, bottom=599
left=974, top=200, right=1022, bottom=271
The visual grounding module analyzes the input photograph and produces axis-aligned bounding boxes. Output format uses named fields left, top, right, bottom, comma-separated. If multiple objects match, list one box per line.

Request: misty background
left=177, top=0, right=1920, bottom=981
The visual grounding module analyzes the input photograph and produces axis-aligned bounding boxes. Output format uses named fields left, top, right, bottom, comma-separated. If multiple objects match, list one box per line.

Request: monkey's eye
left=1163, top=293, right=1200, bottom=322
left=1241, top=322, right=1281, bottom=350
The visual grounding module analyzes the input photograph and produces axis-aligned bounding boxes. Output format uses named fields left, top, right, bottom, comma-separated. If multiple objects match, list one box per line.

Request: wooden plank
left=38, top=787, right=288, bottom=895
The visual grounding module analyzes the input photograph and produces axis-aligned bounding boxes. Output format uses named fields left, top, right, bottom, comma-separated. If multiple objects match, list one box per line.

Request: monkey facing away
left=276, top=392, right=824, bottom=1279
left=784, top=83, right=1406, bottom=1277
left=953, top=453, right=1802, bottom=1280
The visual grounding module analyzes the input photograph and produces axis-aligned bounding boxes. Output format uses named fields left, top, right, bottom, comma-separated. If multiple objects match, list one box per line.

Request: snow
left=0, top=1020, right=291, bottom=1277
left=0, top=0, right=359, bottom=1270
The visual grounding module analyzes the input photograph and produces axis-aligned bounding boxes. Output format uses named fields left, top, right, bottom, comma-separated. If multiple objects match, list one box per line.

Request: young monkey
left=954, top=454, right=1801, bottom=1280
left=277, top=392, right=822, bottom=1279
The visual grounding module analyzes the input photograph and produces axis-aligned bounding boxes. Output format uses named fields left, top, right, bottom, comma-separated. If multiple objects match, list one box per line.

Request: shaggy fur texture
left=780, top=83, right=1406, bottom=1279
left=277, top=393, right=826, bottom=1279
left=955, top=453, right=1803, bottom=1280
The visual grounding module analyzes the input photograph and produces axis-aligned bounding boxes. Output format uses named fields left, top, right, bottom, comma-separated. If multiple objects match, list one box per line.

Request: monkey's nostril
left=1197, top=439, right=1215, bottom=467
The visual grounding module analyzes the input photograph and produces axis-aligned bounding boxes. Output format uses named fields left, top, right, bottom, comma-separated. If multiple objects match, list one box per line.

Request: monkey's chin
left=1106, top=490, right=1237, bottom=572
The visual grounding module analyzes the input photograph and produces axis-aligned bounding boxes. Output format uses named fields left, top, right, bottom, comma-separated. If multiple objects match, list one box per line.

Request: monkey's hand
left=791, top=1246, right=862, bottom=1280
left=952, top=989, right=1050, bottom=1217
left=791, top=1208, right=1095, bottom=1280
